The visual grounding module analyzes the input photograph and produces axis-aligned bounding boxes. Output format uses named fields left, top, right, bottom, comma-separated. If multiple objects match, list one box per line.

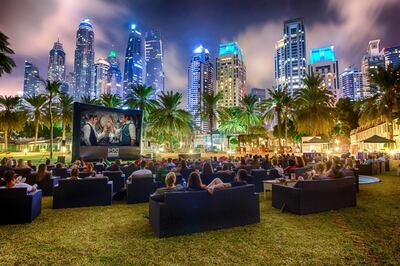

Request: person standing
left=82, top=114, right=106, bottom=146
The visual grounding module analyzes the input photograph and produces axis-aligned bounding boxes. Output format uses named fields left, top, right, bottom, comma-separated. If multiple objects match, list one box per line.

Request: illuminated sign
left=310, top=46, right=336, bottom=64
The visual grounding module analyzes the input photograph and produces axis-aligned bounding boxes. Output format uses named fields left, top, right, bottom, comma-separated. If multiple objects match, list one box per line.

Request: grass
left=0, top=152, right=71, bottom=165
left=0, top=172, right=399, bottom=265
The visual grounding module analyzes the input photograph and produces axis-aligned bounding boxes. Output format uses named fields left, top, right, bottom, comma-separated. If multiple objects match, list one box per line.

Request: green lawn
left=1, top=172, right=399, bottom=265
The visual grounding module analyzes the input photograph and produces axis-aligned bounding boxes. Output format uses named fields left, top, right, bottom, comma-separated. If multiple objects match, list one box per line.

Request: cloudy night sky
left=1, top=0, right=400, bottom=105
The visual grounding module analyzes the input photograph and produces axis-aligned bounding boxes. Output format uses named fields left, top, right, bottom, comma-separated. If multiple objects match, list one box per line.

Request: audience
left=201, top=162, right=214, bottom=174
left=151, top=172, right=183, bottom=196
left=165, top=158, right=176, bottom=169
left=129, top=161, right=153, bottom=181
left=1, top=170, right=37, bottom=193
left=14, top=159, right=30, bottom=170
left=284, top=159, right=297, bottom=174
left=326, top=157, right=343, bottom=178
left=36, top=163, right=50, bottom=185
left=70, top=168, right=80, bottom=180
left=187, top=172, right=212, bottom=194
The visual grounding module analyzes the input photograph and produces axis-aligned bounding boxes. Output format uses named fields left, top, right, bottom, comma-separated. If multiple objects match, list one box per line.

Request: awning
left=303, top=137, right=329, bottom=144
left=362, top=135, right=395, bottom=143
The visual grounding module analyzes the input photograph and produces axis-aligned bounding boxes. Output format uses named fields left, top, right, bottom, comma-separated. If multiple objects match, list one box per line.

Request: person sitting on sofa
left=284, top=159, right=297, bottom=174
left=206, top=169, right=248, bottom=192
left=363, top=155, right=373, bottom=165
left=202, top=162, right=214, bottom=174
left=1, top=170, right=37, bottom=193
left=340, top=158, right=355, bottom=177
left=83, top=162, right=96, bottom=176
left=69, top=168, right=80, bottom=180
left=128, top=161, right=153, bottom=182
left=310, top=162, right=328, bottom=179
left=14, top=159, right=30, bottom=170
left=295, top=156, right=305, bottom=167
left=36, top=164, right=51, bottom=185
left=269, top=158, right=284, bottom=177
left=326, top=157, right=344, bottom=178
left=187, top=172, right=212, bottom=194
left=151, top=172, right=183, bottom=196
left=107, top=160, right=122, bottom=171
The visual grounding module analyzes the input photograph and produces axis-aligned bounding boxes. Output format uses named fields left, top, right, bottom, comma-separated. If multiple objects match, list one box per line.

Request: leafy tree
left=0, top=32, right=16, bottom=77
left=294, top=73, right=335, bottom=136
left=200, top=91, right=223, bottom=150
left=81, top=95, right=101, bottom=105
left=360, top=64, right=400, bottom=140
left=218, top=107, right=246, bottom=150
left=238, top=94, right=262, bottom=134
left=100, top=93, right=121, bottom=108
left=148, top=91, right=192, bottom=151
left=0, top=96, right=25, bottom=152
left=333, top=98, right=360, bottom=137
left=43, top=80, right=61, bottom=159
left=22, top=94, right=47, bottom=148
left=58, top=93, right=74, bottom=141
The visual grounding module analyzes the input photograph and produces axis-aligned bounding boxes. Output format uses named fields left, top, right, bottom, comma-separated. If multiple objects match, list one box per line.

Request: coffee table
left=263, top=179, right=296, bottom=199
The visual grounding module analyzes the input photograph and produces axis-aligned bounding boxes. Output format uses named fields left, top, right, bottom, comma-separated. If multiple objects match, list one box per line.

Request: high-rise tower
left=47, top=39, right=66, bottom=83
left=23, top=61, right=40, bottom=97
left=188, top=45, right=214, bottom=132
left=145, top=30, right=164, bottom=99
left=361, top=40, right=385, bottom=99
left=73, top=19, right=95, bottom=101
left=93, top=58, right=110, bottom=98
left=384, top=45, right=400, bottom=70
left=216, top=42, right=246, bottom=108
left=339, top=66, right=363, bottom=100
left=106, top=49, right=123, bottom=99
left=123, top=24, right=145, bottom=98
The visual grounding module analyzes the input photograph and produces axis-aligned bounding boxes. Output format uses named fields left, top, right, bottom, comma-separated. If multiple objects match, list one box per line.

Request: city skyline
left=1, top=0, right=400, bottom=106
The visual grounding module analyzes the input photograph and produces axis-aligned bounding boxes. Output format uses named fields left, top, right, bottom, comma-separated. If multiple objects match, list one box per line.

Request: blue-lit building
left=123, top=24, right=145, bottom=99
left=106, top=49, right=123, bottom=99
left=73, top=19, right=95, bottom=101
left=188, top=45, right=214, bottom=132
left=361, top=40, right=385, bottom=98
left=145, top=30, right=164, bottom=99
left=384, top=45, right=400, bottom=70
left=23, top=61, right=40, bottom=97
left=274, top=39, right=285, bottom=90
left=93, top=58, right=110, bottom=98
left=282, top=18, right=306, bottom=95
left=308, top=46, right=340, bottom=101
left=339, top=66, right=363, bottom=100
left=48, top=39, right=66, bottom=83
left=216, top=42, right=246, bottom=108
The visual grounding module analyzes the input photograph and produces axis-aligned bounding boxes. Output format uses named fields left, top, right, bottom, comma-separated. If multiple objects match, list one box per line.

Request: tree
left=0, top=96, right=25, bottom=152
left=58, top=93, right=74, bottom=141
left=294, top=73, right=335, bottom=136
left=81, top=95, right=101, bottom=105
left=43, top=80, right=61, bottom=159
left=218, top=107, right=246, bottom=150
left=22, top=94, right=47, bottom=148
left=261, top=87, right=288, bottom=151
left=0, top=32, right=16, bottom=77
left=281, top=89, right=293, bottom=146
left=148, top=91, right=192, bottom=151
left=333, top=98, right=360, bottom=137
left=238, top=94, right=262, bottom=134
left=100, top=93, right=121, bottom=108
left=360, top=64, right=400, bottom=141
left=200, top=91, right=223, bottom=150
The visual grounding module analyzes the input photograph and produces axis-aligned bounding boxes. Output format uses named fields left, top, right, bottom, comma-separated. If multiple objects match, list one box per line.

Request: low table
left=263, top=179, right=296, bottom=199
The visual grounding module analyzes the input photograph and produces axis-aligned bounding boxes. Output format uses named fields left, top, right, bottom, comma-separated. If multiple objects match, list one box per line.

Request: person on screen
left=115, top=114, right=136, bottom=146
left=82, top=114, right=106, bottom=146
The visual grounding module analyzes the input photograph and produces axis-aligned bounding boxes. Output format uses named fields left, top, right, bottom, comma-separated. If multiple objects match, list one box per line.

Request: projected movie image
left=81, top=112, right=139, bottom=147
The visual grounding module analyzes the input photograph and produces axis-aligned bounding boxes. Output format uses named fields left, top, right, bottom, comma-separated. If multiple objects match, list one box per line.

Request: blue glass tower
left=73, top=19, right=95, bottom=101
left=107, top=49, right=123, bottom=99
left=23, top=61, right=40, bottom=97
left=123, top=24, right=145, bottom=98
left=145, top=30, right=164, bottom=99
left=384, top=45, right=400, bottom=70
left=188, top=45, right=214, bottom=132
left=339, top=66, right=363, bottom=100
left=48, top=39, right=66, bottom=83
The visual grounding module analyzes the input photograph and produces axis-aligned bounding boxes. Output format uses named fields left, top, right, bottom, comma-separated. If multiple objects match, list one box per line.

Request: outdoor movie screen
left=72, top=103, right=142, bottom=161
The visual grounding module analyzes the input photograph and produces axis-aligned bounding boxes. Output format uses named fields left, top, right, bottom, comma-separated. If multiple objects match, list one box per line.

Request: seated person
left=69, top=168, right=80, bottom=180
left=0, top=170, right=37, bottom=193
left=55, top=162, right=65, bottom=169
left=128, top=161, right=153, bottom=181
left=107, top=160, right=122, bottom=172
left=340, top=158, right=355, bottom=177
left=310, top=162, right=328, bottom=179
left=284, top=159, right=297, bottom=174
left=201, top=162, right=214, bottom=175
left=36, top=164, right=51, bottom=186
left=83, top=162, right=96, bottom=176
left=326, top=157, right=343, bottom=178
left=261, top=157, right=271, bottom=170
left=14, top=159, right=30, bottom=170
left=269, top=158, right=284, bottom=177
left=295, top=156, right=305, bottom=168
left=206, top=169, right=248, bottom=192
left=187, top=172, right=212, bottom=194
left=27, top=160, right=34, bottom=169
left=219, top=163, right=232, bottom=173
left=164, top=158, right=176, bottom=169
left=151, top=172, right=183, bottom=196
left=45, top=158, right=55, bottom=168
left=363, top=155, right=373, bottom=165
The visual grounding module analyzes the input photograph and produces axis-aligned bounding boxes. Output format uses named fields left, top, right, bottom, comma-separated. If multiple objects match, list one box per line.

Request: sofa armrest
left=272, top=184, right=301, bottom=213
left=149, top=199, right=165, bottom=237
left=27, top=189, right=42, bottom=222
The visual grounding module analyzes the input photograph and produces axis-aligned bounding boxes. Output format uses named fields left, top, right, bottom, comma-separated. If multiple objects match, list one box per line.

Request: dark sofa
left=0, top=188, right=42, bottom=224
left=103, top=171, right=126, bottom=193
left=27, top=173, right=60, bottom=196
left=53, top=178, right=113, bottom=209
left=149, top=184, right=260, bottom=237
left=272, top=176, right=356, bottom=215
left=200, top=172, right=234, bottom=185
left=126, top=176, right=157, bottom=204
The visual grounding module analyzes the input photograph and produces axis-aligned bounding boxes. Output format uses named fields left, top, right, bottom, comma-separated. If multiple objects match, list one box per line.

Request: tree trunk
left=209, top=113, right=213, bottom=151
left=277, top=111, right=282, bottom=152
left=227, top=135, right=231, bottom=150
left=4, top=130, right=8, bottom=153
left=285, top=111, right=288, bottom=147
left=34, top=119, right=39, bottom=151
left=49, top=97, right=53, bottom=159
left=140, top=114, right=144, bottom=155
left=62, top=122, right=66, bottom=141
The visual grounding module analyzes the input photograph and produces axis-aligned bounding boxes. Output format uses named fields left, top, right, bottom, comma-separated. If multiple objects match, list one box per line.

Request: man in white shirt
left=82, top=114, right=106, bottom=146
left=128, top=161, right=152, bottom=182
left=115, top=114, right=136, bottom=146
left=0, top=170, right=37, bottom=193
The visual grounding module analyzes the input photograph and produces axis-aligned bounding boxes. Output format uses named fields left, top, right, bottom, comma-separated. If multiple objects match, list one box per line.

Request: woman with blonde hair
left=151, top=172, right=183, bottom=196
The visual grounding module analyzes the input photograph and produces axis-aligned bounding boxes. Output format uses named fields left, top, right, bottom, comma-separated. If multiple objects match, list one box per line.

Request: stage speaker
left=57, top=156, right=65, bottom=164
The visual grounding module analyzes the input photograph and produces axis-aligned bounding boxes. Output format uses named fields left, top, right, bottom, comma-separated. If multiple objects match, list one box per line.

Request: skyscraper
left=361, top=40, right=385, bottom=99
left=106, top=49, right=123, bottom=99
left=282, top=18, right=306, bottom=95
left=23, top=61, right=40, bottom=97
left=308, top=46, right=340, bottom=101
left=73, top=19, right=95, bottom=101
left=47, top=38, right=66, bottom=83
left=93, top=58, right=110, bottom=98
left=216, top=42, right=246, bottom=108
left=250, top=88, right=266, bottom=103
left=384, top=45, right=400, bottom=69
left=123, top=24, right=145, bottom=98
left=188, top=45, right=214, bottom=132
left=274, top=38, right=285, bottom=90
left=145, top=30, right=164, bottom=99
left=339, top=66, right=363, bottom=100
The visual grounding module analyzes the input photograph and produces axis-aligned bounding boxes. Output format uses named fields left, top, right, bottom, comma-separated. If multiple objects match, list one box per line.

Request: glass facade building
left=93, top=58, right=110, bottom=98
left=23, top=61, right=40, bottom=98
left=384, top=45, right=400, bottom=70
left=339, top=66, right=363, bottom=100
left=106, top=49, right=123, bottom=99
left=361, top=40, right=385, bottom=99
left=145, top=30, right=164, bottom=99
left=48, top=39, right=66, bottom=83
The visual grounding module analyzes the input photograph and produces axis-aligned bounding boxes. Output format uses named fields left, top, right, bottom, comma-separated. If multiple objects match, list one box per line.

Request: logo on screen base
left=107, top=147, right=120, bottom=157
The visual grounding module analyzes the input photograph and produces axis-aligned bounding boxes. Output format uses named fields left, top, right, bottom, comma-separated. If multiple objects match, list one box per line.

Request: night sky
left=1, top=0, right=400, bottom=105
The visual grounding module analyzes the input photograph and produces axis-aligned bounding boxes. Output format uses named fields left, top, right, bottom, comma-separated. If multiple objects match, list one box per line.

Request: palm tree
left=58, top=93, right=74, bottom=142
left=294, top=73, right=335, bottom=136
left=238, top=94, right=262, bottom=133
left=100, top=93, right=121, bottom=108
left=0, top=96, right=25, bottom=152
left=0, top=32, right=16, bottom=77
left=281, top=89, right=293, bottom=146
left=200, top=91, right=223, bottom=150
left=261, top=87, right=288, bottom=151
left=81, top=95, right=101, bottom=105
left=360, top=64, right=400, bottom=141
left=22, top=94, right=47, bottom=148
left=148, top=91, right=192, bottom=151
left=218, top=107, right=246, bottom=150
left=43, top=80, right=61, bottom=159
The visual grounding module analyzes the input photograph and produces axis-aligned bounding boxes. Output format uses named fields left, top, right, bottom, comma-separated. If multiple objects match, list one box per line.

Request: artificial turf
left=0, top=171, right=399, bottom=265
